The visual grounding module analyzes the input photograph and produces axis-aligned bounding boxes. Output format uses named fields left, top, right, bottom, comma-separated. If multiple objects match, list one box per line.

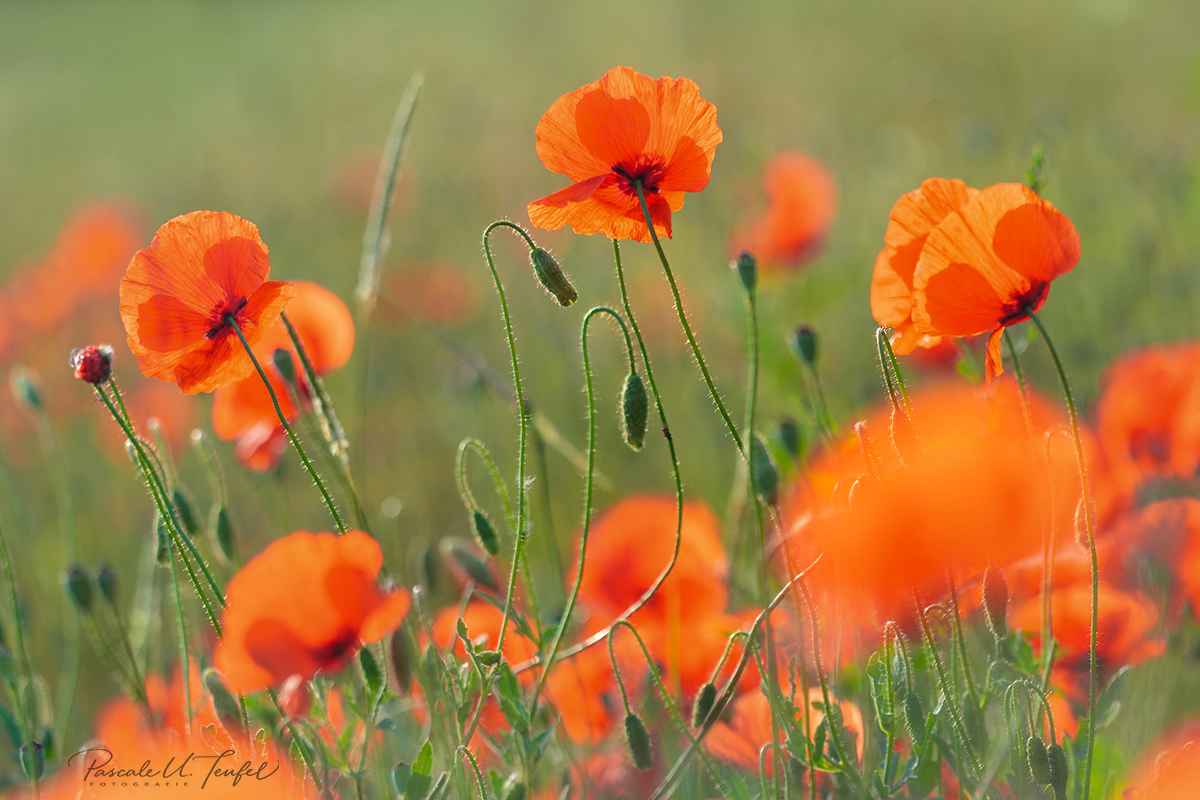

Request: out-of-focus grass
left=1, top=0, right=1199, bottom=761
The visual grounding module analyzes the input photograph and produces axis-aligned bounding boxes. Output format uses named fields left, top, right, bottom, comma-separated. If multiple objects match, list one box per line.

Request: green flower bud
left=360, top=647, right=383, bottom=695
left=733, top=251, right=757, bottom=294
left=96, top=564, right=118, bottom=605
left=982, top=566, right=1009, bottom=639
left=472, top=509, right=500, bottom=556
left=173, top=489, right=200, bottom=538
left=441, top=538, right=498, bottom=591
left=203, top=669, right=245, bottom=737
left=62, top=566, right=93, bottom=612
left=1026, top=735, right=1052, bottom=784
left=155, top=514, right=171, bottom=566
left=903, top=689, right=926, bottom=746
left=750, top=432, right=779, bottom=506
left=272, top=348, right=296, bottom=385
left=692, top=682, right=717, bottom=728
left=789, top=326, right=818, bottom=367
left=19, top=741, right=44, bottom=781
left=212, top=506, right=236, bottom=563
left=778, top=418, right=802, bottom=464
left=1047, top=742, right=1068, bottom=798
left=529, top=247, right=577, bottom=307
left=390, top=631, right=413, bottom=694
left=619, top=372, right=649, bottom=452
left=10, top=369, right=41, bottom=412
left=624, top=712, right=654, bottom=771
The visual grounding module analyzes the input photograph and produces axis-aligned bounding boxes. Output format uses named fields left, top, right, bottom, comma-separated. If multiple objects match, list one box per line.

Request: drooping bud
left=529, top=247, right=577, bottom=307
left=212, top=506, right=236, bottom=563
left=19, top=741, right=44, bottom=781
left=902, top=689, right=926, bottom=746
left=203, top=668, right=246, bottom=736
left=441, top=538, right=498, bottom=591
left=1046, top=743, right=1068, bottom=798
left=733, top=251, right=757, bottom=294
left=70, top=345, right=114, bottom=385
left=619, top=372, right=649, bottom=451
left=750, top=432, right=779, bottom=506
left=624, top=712, right=654, bottom=770
left=982, top=566, right=1009, bottom=639
left=777, top=418, right=802, bottom=464
left=173, top=489, right=200, bottom=538
left=10, top=369, right=42, bottom=412
left=789, top=326, right=819, bottom=367
left=471, top=509, right=500, bottom=556
left=278, top=674, right=311, bottom=719
left=271, top=348, right=296, bottom=385
left=692, top=682, right=717, bottom=728
left=389, top=631, right=413, bottom=694
left=96, top=564, right=119, bottom=605
left=1026, top=735, right=1052, bottom=784
left=62, top=566, right=93, bottom=613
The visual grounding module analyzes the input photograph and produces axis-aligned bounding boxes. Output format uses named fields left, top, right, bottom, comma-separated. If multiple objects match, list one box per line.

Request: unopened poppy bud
left=902, top=689, right=926, bottom=745
left=692, top=682, right=717, bottom=728
left=96, top=564, right=118, bottom=605
left=278, top=674, right=311, bottom=719
left=271, top=348, right=296, bottom=385
left=70, top=345, right=113, bottom=385
left=733, top=251, right=757, bottom=294
left=1026, top=735, right=1052, bottom=784
left=619, top=372, right=649, bottom=451
left=1047, top=742, right=1068, bottom=797
left=750, top=433, right=779, bottom=506
left=529, top=247, right=577, bottom=307
left=62, top=566, right=93, bottom=612
left=441, top=538, right=499, bottom=591
left=389, top=631, right=413, bottom=694
left=203, top=668, right=245, bottom=735
left=155, top=514, right=171, bottom=566
left=19, top=741, right=44, bottom=781
left=360, top=647, right=383, bottom=694
left=10, top=369, right=41, bottom=412
left=982, top=566, right=1009, bottom=639
left=789, top=326, right=819, bottom=367
left=1074, top=497, right=1095, bottom=550
left=624, top=712, right=654, bottom=770
left=212, top=507, right=236, bottom=562
left=173, top=489, right=200, bottom=538
left=778, top=418, right=802, bottom=464
left=471, top=509, right=500, bottom=556
left=419, top=544, right=438, bottom=593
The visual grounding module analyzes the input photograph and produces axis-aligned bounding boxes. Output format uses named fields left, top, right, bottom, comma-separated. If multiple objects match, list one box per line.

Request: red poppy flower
left=211, top=280, right=355, bottom=471
left=120, top=211, right=296, bottom=394
left=871, top=178, right=978, bottom=355
left=910, top=182, right=1081, bottom=381
left=215, top=530, right=410, bottom=694
left=730, top=151, right=837, bottom=273
left=1127, top=721, right=1200, bottom=799
left=528, top=66, right=722, bottom=243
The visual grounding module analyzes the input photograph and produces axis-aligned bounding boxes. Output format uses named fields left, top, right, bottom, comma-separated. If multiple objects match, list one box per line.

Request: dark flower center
left=314, top=626, right=361, bottom=670
left=1001, top=281, right=1050, bottom=326
left=612, top=156, right=668, bottom=197
left=206, top=296, right=249, bottom=339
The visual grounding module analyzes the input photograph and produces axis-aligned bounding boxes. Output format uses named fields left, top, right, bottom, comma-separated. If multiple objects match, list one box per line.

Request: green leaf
left=494, top=665, right=529, bottom=733
left=404, top=740, right=433, bottom=799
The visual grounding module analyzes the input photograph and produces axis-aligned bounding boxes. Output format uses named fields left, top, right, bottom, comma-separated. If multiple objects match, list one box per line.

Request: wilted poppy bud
left=70, top=345, right=114, bottom=385
left=389, top=631, right=413, bottom=694
left=1046, top=742, right=1068, bottom=797
left=789, top=326, right=819, bottom=367
left=619, top=372, right=649, bottom=451
left=692, top=682, right=717, bottom=728
left=203, top=668, right=246, bottom=736
left=750, top=433, right=779, bottom=506
left=278, top=674, right=311, bottom=719
left=733, top=251, right=757, bottom=294
left=529, top=247, right=577, bottom=307
left=212, top=507, right=236, bottom=563
left=62, top=566, right=93, bottom=612
left=778, top=418, right=802, bottom=464
left=902, top=689, right=926, bottom=745
left=19, top=741, right=44, bottom=781
left=173, top=489, right=200, bottom=538
left=624, top=712, right=654, bottom=770
left=471, top=509, right=500, bottom=556
left=10, top=369, right=42, bottom=412
left=272, top=348, right=296, bottom=385
left=982, top=566, right=1009, bottom=639
left=1027, top=735, right=1052, bottom=784
left=441, top=538, right=498, bottom=591
left=96, top=564, right=119, bottom=605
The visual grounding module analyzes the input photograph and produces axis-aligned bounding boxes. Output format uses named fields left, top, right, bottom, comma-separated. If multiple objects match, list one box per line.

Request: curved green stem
left=456, top=439, right=515, bottom=533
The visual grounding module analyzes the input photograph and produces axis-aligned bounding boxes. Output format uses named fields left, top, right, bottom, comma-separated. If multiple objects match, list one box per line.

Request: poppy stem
left=226, top=316, right=348, bottom=534
left=529, top=306, right=634, bottom=716
left=455, top=439, right=515, bottom=533
left=633, top=181, right=744, bottom=454
left=167, top=538, right=194, bottom=741
left=876, top=328, right=914, bottom=421
left=1027, top=310, right=1098, bottom=800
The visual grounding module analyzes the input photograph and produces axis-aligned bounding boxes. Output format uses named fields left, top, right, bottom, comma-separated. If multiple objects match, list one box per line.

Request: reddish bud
left=70, top=345, right=113, bottom=384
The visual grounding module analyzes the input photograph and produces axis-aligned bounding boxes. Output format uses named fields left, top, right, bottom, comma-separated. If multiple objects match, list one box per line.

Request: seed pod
left=624, top=712, right=654, bottom=771
left=902, top=689, right=926, bottom=745
left=173, top=489, right=200, bottom=538
left=789, top=326, right=818, bottom=367
left=212, top=506, right=236, bottom=563
left=529, top=247, right=577, bottom=307
left=1047, top=742, right=1068, bottom=797
left=1026, top=735, right=1052, bottom=784
left=471, top=509, right=500, bottom=556
left=777, top=418, right=802, bottom=464
left=271, top=348, right=296, bottom=385
left=390, top=631, right=413, bottom=694
left=62, top=566, right=93, bottom=612
left=96, top=564, right=118, bottom=605
left=733, top=251, right=757, bottom=294
left=750, top=433, right=779, bottom=506
left=692, top=682, right=717, bottom=728
left=619, top=373, right=649, bottom=452
left=982, top=566, right=1009, bottom=639
left=203, top=669, right=246, bottom=736
left=19, top=741, right=43, bottom=780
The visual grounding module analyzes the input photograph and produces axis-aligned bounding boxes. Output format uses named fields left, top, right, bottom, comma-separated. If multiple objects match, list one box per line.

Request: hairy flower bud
left=1047, top=742, right=1068, bottom=797
left=750, top=433, right=779, bottom=506
left=271, top=348, right=296, bottom=385
left=62, top=566, right=93, bottom=613
left=624, top=712, right=654, bottom=770
left=212, top=507, right=236, bottom=563
left=441, top=538, right=498, bottom=591
left=19, top=741, right=44, bottom=781
left=203, top=668, right=246, bottom=736
left=733, top=251, right=757, bottom=294
left=529, top=247, right=577, bottom=307
left=1026, top=735, right=1051, bottom=784
left=789, top=326, right=819, bottom=367
left=472, top=509, right=500, bottom=556
left=778, top=418, right=802, bottom=464
left=692, top=682, right=717, bottom=728
left=96, top=564, right=119, bottom=605
left=903, top=689, right=926, bottom=746
left=982, top=566, right=1009, bottom=639
left=10, top=369, right=42, bottom=412
left=173, top=489, right=200, bottom=538
left=70, top=345, right=114, bottom=385
left=619, top=372, right=649, bottom=451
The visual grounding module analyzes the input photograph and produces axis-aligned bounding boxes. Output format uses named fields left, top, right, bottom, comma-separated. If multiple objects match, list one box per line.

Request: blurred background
left=1, top=0, right=1199, bottom=754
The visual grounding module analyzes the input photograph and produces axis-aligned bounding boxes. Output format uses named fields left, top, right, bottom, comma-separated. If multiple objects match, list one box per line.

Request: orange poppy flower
left=543, top=636, right=643, bottom=745
left=871, top=178, right=979, bottom=355
left=211, top=280, right=354, bottom=471
left=120, top=211, right=296, bottom=394
left=1126, top=720, right=1200, bottom=799
left=527, top=65, right=722, bottom=243
left=1095, top=341, right=1200, bottom=503
left=215, top=530, right=410, bottom=694
left=730, top=151, right=837, bottom=273
left=910, top=182, right=1080, bottom=381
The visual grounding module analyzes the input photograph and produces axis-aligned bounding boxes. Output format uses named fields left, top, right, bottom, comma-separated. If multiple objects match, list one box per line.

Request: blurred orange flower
left=1126, top=721, right=1200, bottom=799
left=211, top=280, right=354, bottom=471
left=907, top=182, right=1080, bottom=381
left=378, top=263, right=482, bottom=330
left=730, top=151, right=837, bottom=273
left=215, top=530, right=409, bottom=694
left=120, top=211, right=296, bottom=394
left=528, top=66, right=722, bottom=242
left=871, top=177, right=978, bottom=355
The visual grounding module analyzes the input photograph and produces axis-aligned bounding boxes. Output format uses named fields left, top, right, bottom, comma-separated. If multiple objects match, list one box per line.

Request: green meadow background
left=1, top=0, right=1199, bottom=770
